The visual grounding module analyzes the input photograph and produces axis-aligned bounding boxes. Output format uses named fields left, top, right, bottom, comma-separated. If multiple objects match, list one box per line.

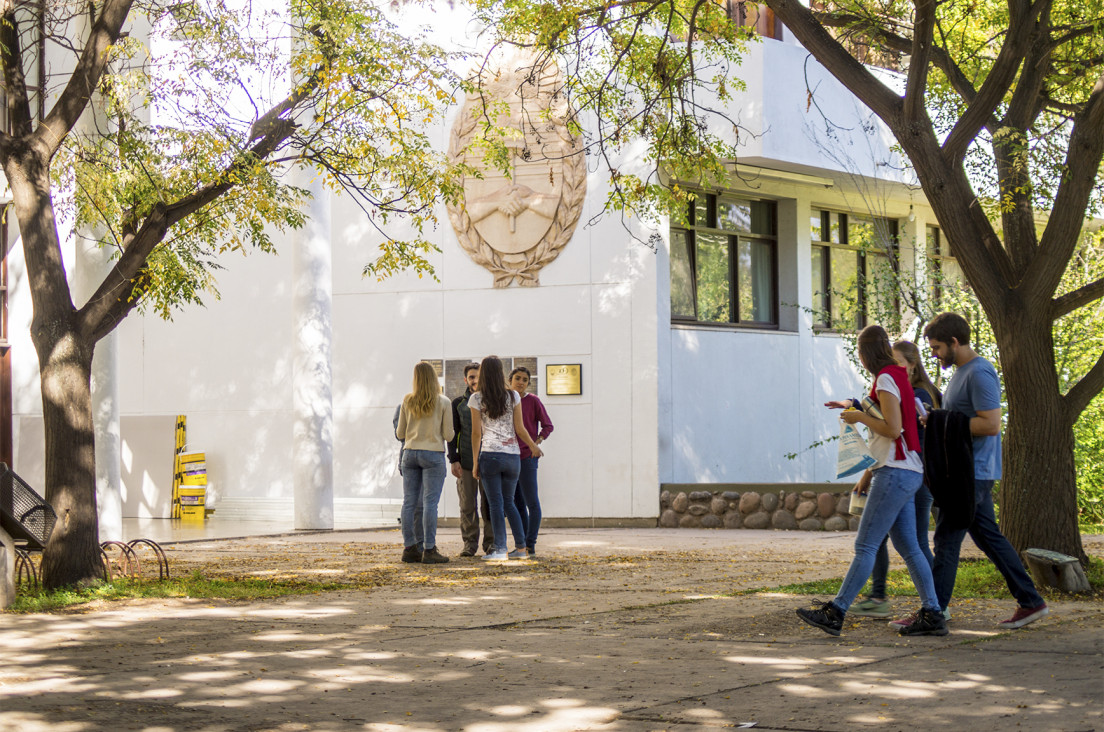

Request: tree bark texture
left=3, top=145, right=103, bottom=589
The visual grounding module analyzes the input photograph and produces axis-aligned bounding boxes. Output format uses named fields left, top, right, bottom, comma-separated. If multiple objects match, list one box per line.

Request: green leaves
left=470, top=0, right=753, bottom=229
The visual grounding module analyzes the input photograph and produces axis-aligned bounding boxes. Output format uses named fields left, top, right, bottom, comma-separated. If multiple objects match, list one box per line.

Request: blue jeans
left=870, top=483, right=934, bottom=598
left=933, top=479, right=1044, bottom=610
left=401, top=450, right=446, bottom=550
left=479, top=451, right=524, bottom=553
left=513, top=457, right=541, bottom=550
left=832, top=467, right=940, bottom=614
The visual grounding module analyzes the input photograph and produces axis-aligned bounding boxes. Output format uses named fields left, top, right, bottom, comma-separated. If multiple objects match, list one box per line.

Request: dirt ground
left=2, top=527, right=1102, bottom=731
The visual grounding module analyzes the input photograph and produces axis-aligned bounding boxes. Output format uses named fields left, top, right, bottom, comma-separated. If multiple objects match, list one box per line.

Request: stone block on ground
left=659, top=509, right=681, bottom=528
left=848, top=516, right=861, bottom=531
left=689, top=491, right=712, bottom=502
left=783, top=493, right=800, bottom=511
left=761, top=493, right=780, bottom=512
left=700, top=514, right=722, bottom=529
left=710, top=497, right=728, bottom=515
left=721, top=491, right=740, bottom=502
left=672, top=492, right=689, bottom=512
left=771, top=510, right=797, bottom=530
left=837, top=494, right=851, bottom=515
left=739, top=492, right=761, bottom=514
left=659, top=490, right=672, bottom=509
left=817, top=493, right=837, bottom=518
left=723, top=512, right=743, bottom=529
left=1024, top=548, right=1091, bottom=593
left=678, top=514, right=702, bottom=528
left=743, top=511, right=770, bottom=529
left=825, top=516, right=849, bottom=531
left=794, top=501, right=817, bottom=521
left=799, top=518, right=824, bottom=531
left=687, top=505, right=708, bottom=516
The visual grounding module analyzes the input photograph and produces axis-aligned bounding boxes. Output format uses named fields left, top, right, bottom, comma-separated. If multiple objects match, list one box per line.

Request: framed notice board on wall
left=545, top=364, right=582, bottom=395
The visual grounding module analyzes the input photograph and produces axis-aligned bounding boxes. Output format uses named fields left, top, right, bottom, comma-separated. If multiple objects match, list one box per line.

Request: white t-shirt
left=866, top=373, right=923, bottom=473
left=468, top=391, right=522, bottom=455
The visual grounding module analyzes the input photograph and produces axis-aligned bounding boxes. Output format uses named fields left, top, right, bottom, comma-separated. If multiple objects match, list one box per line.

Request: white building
left=0, top=7, right=949, bottom=532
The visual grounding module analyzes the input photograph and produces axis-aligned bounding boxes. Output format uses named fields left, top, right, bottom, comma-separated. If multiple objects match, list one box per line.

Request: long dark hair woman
left=798, top=325, right=946, bottom=637
left=469, top=356, right=543, bottom=561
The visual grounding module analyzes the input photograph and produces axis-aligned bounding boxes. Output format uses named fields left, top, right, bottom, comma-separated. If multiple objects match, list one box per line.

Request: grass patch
left=772, top=556, right=1104, bottom=602
left=6, top=571, right=350, bottom=614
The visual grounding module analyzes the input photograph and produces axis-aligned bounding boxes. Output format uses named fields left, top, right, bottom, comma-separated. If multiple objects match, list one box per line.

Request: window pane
left=695, top=232, right=731, bottom=322
left=829, top=211, right=841, bottom=243
left=737, top=238, right=774, bottom=323
left=670, top=229, right=695, bottom=318
left=811, top=245, right=828, bottom=326
left=811, top=211, right=825, bottom=242
left=717, top=199, right=751, bottom=232
left=830, top=248, right=861, bottom=331
left=943, top=257, right=966, bottom=289
left=865, top=252, right=899, bottom=330
left=926, top=225, right=941, bottom=257
left=693, top=194, right=712, bottom=227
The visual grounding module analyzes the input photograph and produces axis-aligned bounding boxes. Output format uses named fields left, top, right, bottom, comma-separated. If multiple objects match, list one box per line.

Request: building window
left=927, top=225, right=965, bottom=304
left=810, top=210, right=898, bottom=331
left=671, top=192, right=778, bottom=327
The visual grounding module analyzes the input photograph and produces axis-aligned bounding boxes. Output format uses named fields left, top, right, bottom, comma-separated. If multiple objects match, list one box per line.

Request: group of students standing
left=394, top=356, right=554, bottom=564
left=798, top=312, right=1049, bottom=637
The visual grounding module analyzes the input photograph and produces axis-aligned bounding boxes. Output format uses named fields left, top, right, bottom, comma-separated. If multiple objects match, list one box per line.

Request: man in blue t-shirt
left=922, top=312, right=1047, bottom=629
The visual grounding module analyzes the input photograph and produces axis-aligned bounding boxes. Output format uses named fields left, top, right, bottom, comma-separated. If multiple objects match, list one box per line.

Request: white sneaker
left=482, top=550, right=509, bottom=561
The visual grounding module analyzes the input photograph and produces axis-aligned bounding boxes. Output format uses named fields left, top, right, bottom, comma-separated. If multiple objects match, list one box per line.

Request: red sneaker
left=888, top=611, right=918, bottom=630
left=998, top=603, right=1049, bottom=629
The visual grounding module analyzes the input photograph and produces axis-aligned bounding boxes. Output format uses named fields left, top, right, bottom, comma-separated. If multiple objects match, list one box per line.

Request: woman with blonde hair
left=396, top=361, right=455, bottom=564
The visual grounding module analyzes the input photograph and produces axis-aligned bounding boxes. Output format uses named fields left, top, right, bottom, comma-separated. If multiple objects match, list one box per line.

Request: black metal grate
left=0, top=463, right=57, bottom=551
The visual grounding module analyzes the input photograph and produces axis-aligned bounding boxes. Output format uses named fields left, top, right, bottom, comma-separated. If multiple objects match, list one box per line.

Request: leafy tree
left=478, top=0, right=1103, bottom=563
left=3, top=0, right=463, bottom=589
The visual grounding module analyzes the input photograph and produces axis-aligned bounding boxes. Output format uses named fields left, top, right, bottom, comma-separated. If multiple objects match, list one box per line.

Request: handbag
left=836, top=420, right=877, bottom=479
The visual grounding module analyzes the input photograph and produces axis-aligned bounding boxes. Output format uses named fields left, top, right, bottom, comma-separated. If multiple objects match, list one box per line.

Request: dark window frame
left=671, top=191, right=779, bottom=329
left=811, top=209, right=899, bottom=332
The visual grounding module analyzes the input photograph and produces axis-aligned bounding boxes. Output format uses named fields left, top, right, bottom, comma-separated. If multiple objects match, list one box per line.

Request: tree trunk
left=993, top=302, right=1087, bottom=564
left=3, top=146, right=104, bottom=589
left=37, top=329, right=101, bottom=589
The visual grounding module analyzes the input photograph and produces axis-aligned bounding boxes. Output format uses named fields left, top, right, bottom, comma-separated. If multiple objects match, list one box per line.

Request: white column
left=74, top=239, right=123, bottom=541
left=291, top=178, right=335, bottom=530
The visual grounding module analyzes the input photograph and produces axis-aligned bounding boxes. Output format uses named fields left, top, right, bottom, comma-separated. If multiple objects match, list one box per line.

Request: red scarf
left=870, top=364, right=920, bottom=460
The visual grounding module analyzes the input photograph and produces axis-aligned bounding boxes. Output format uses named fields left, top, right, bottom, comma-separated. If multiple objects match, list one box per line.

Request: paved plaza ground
left=2, top=527, right=1102, bottom=731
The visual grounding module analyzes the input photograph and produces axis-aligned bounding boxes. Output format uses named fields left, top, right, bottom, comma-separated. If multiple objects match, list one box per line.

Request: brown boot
left=402, top=545, right=422, bottom=563
left=421, top=547, right=450, bottom=564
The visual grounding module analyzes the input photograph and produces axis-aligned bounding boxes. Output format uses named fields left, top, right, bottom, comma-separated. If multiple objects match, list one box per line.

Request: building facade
left=1, top=11, right=950, bottom=531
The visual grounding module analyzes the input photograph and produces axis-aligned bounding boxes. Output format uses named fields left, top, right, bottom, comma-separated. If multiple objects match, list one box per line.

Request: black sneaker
left=402, top=545, right=423, bottom=563
left=796, top=601, right=845, bottom=636
left=898, top=607, right=949, bottom=636
left=421, top=547, right=450, bottom=564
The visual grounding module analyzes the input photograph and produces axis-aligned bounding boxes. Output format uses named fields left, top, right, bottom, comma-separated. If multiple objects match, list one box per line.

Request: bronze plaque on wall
left=545, top=364, right=582, bottom=395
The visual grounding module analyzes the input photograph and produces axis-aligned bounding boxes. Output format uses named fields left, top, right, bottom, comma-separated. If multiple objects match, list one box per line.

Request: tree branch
left=1064, top=348, right=1104, bottom=422
left=764, top=0, right=903, bottom=123
left=78, top=119, right=299, bottom=342
left=941, top=0, right=1044, bottom=162
left=0, top=6, right=34, bottom=138
left=1029, top=71, right=1104, bottom=300
left=903, top=0, right=935, bottom=123
left=34, top=0, right=134, bottom=158
left=1051, top=276, right=1104, bottom=321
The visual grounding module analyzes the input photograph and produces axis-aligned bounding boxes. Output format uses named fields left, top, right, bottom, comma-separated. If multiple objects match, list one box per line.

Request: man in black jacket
left=448, top=363, right=494, bottom=556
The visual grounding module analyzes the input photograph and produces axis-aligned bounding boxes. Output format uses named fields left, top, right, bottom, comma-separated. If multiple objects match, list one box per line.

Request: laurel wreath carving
left=447, top=79, right=586, bottom=288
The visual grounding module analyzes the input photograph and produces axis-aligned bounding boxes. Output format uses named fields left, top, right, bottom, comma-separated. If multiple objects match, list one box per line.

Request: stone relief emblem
left=447, top=54, right=586, bottom=287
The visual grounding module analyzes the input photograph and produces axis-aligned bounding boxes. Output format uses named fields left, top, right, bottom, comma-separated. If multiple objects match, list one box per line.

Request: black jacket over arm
left=923, top=409, right=976, bottom=531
